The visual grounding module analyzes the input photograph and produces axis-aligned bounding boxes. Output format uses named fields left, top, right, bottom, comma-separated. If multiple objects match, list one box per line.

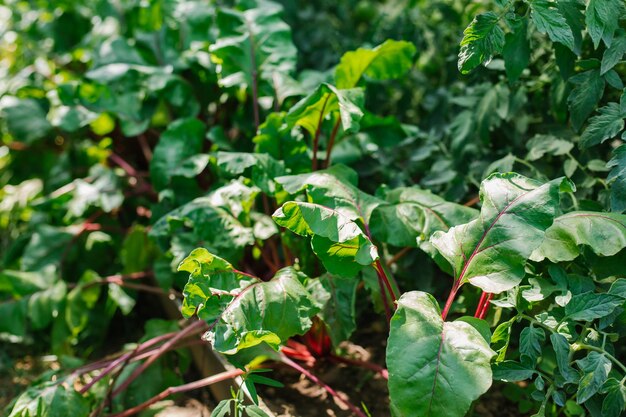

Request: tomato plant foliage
left=1, top=0, right=625, bottom=417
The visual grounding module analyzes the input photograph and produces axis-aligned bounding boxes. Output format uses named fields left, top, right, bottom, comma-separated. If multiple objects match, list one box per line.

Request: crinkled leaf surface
left=285, top=83, right=364, bottom=136
left=567, top=69, right=605, bottom=132
left=531, top=212, right=626, bottom=262
left=370, top=186, right=478, bottom=249
left=276, top=164, right=385, bottom=223
left=273, top=201, right=378, bottom=276
left=576, top=351, right=612, bottom=404
left=216, top=152, right=285, bottom=195
left=387, top=291, right=495, bottom=417
left=431, top=173, right=569, bottom=293
left=580, top=92, right=626, bottom=148
left=585, top=0, right=625, bottom=49
left=210, top=1, right=297, bottom=97
left=530, top=0, right=576, bottom=51
left=335, top=39, right=416, bottom=89
left=179, top=249, right=318, bottom=354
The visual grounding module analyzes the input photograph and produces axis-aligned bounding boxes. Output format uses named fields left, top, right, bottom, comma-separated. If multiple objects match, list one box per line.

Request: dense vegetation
left=1, top=0, right=625, bottom=416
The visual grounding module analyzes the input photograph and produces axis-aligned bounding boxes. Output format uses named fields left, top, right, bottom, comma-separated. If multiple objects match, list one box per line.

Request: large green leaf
left=0, top=97, right=52, bottom=144
left=272, top=201, right=378, bottom=276
left=458, top=12, right=505, bottom=74
left=601, top=30, right=626, bottom=75
left=150, top=118, right=206, bottom=192
left=210, top=1, right=297, bottom=98
left=335, top=39, right=416, bottom=89
left=387, top=291, right=495, bottom=417
left=431, top=173, right=569, bottom=293
left=585, top=0, right=625, bottom=49
left=179, top=250, right=319, bottom=354
left=253, top=112, right=309, bottom=174
left=369, top=186, right=478, bottom=250
left=530, top=0, right=576, bottom=51
left=285, top=83, right=364, bottom=137
left=531, top=212, right=626, bottom=262
left=276, top=164, right=385, bottom=223
left=607, top=145, right=626, bottom=213
left=216, top=152, right=285, bottom=195
left=502, top=18, right=530, bottom=83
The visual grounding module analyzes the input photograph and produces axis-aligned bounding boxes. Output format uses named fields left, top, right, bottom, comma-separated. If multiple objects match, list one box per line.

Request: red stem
left=374, top=259, right=398, bottom=302
left=441, top=281, right=461, bottom=321
left=281, top=355, right=368, bottom=417
left=474, top=291, right=488, bottom=318
left=477, top=293, right=494, bottom=320
left=110, top=320, right=207, bottom=398
left=108, top=369, right=244, bottom=417
left=324, top=119, right=341, bottom=168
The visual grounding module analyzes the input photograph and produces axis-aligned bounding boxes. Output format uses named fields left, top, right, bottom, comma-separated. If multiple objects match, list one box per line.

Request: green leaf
left=458, top=12, right=505, bottom=74
left=430, top=173, right=569, bottom=293
left=253, top=112, right=309, bottom=174
left=520, top=325, right=545, bottom=364
left=585, top=0, right=625, bottom=49
left=492, top=361, right=535, bottom=382
left=210, top=2, right=297, bottom=98
left=579, top=100, right=626, bottom=148
left=601, top=378, right=626, bottom=417
left=306, top=274, right=358, bottom=345
left=564, top=292, right=623, bottom=321
left=387, top=291, right=495, bottom=417
left=530, top=0, right=576, bottom=51
left=503, top=18, right=530, bottom=83
left=531, top=212, right=626, bottom=262
left=550, top=333, right=578, bottom=383
left=335, top=39, right=416, bottom=89
left=272, top=201, right=378, bottom=276
left=7, top=381, right=90, bottom=417
left=150, top=118, right=206, bottom=191
left=568, top=69, right=606, bottom=132
left=286, top=83, right=365, bottom=136
left=607, top=145, right=626, bottom=213
left=369, top=186, right=478, bottom=251
left=525, top=134, right=574, bottom=161
left=576, top=352, right=612, bottom=404
left=276, top=164, right=385, bottom=223
left=216, top=152, right=285, bottom=195
left=178, top=248, right=256, bottom=319
left=21, top=226, right=74, bottom=272
left=179, top=251, right=319, bottom=354
left=601, top=30, right=626, bottom=75
left=0, top=97, right=52, bottom=144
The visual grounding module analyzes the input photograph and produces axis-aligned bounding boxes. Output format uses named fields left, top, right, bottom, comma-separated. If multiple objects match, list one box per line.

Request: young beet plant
left=176, top=168, right=626, bottom=417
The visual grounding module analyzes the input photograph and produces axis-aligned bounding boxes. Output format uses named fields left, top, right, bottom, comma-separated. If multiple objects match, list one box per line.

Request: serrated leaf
left=458, top=12, right=505, bottom=74
left=585, top=0, right=625, bottom=49
left=286, top=83, right=364, bottom=136
left=568, top=69, right=606, bottom=132
left=525, top=134, right=574, bottom=161
left=580, top=102, right=626, bottom=148
left=520, top=325, right=545, bottom=364
left=601, top=378, right=626, bottom=417
left=531, top=211, right=626, bottom=262
left=273, top=201, right=378, bottom=276
left=565, top=292, right=623, bottom=321
left=607, top=144, right=626, bottom=213
left=430, top=173, right=569, bottom=293
left=387, top=291, right=494, bottom=417
left=335, top=39, right=415, bottom=89
left=530, top=0, right=576, bottom=51
left=601, top=30, right=626, bottom=75
left=550, top=333, right=579, bottom=383
left=576, top=352, right=612, bottom=404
